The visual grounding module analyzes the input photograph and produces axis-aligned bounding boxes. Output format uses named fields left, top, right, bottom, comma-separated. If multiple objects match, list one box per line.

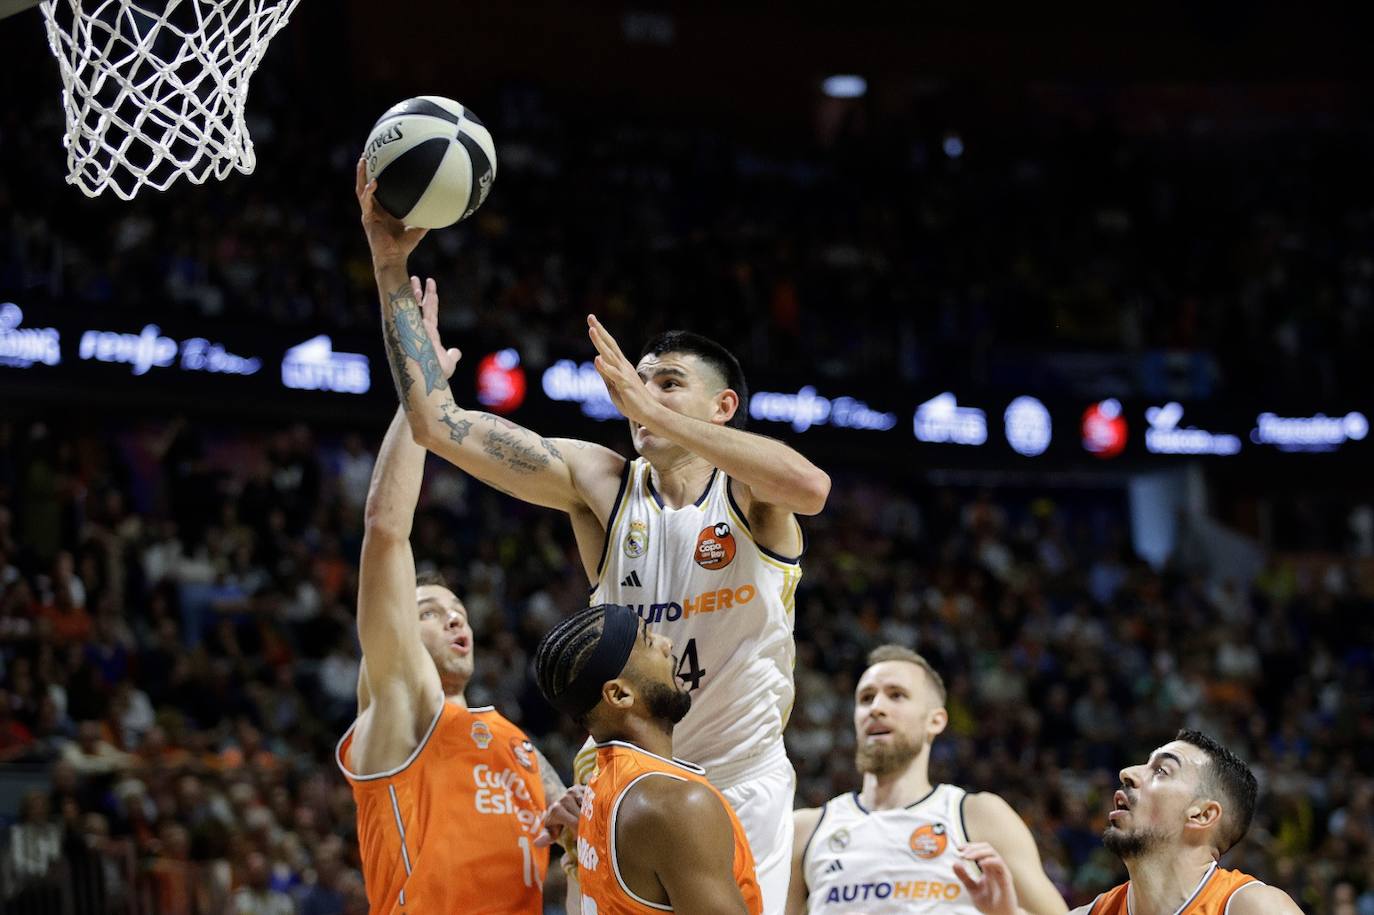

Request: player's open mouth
left=1108, top=791, right=1131, bottom=821
left=864, top=724, right=893, bottom=738
left=450, top=636, right=471, bottom=655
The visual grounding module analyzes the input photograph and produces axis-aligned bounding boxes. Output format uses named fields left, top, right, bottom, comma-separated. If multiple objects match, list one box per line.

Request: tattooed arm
left=375, top=267, right=624, bottom=512
left=357, top=159, right=624, bottom=519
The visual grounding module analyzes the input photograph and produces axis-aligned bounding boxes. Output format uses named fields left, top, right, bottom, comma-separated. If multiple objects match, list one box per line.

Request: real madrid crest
left=470, top=720, right=493, bottom=749
left=827, top=828, right=851, bottom=852
left=624, top=519, right=648, bottom=559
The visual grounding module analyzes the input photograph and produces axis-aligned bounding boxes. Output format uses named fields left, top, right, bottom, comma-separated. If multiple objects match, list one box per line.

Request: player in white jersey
left=788, top=646, right=1066, bottom=915
left=371, top=243, right=829, bottom=912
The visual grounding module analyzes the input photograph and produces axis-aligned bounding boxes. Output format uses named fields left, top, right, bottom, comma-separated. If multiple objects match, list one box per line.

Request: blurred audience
left=0, top=415, right=1368, bottom=913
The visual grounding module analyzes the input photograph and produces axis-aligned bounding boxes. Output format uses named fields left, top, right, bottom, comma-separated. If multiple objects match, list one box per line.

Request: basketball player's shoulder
left=1220, top=878, right=1302, bottom=914
left=956, top=787, right=1023, bottom=838
left=792, top=805, right=823, bottom=846
left=618, top=773, right=726, bottom=839
left=1070, top=886, right=1119, bottom=915
left=793, top=804, right=824, bottom=837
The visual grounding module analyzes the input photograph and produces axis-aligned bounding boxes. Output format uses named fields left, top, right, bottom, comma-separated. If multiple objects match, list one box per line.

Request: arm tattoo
left=440, top=409, right=472, bottom=445
left=385, top=283, right=448, bottom=397
left=478, top=413, right=520, bottom=430
left=540, top=438, right=564, bottom=460
left=382, top=319, right=415, bottom=407
left=482, top=430, right=550, bottom=474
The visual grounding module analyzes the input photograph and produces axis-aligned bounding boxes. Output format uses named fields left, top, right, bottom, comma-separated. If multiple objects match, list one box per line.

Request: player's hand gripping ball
left=362, top=96, right=497, bottom=229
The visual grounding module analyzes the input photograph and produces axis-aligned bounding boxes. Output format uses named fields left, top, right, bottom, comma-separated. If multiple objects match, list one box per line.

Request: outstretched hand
left=588, top=314, right=659, bottom=427
left=411, top=276, right=461, bottom=379
left=356, top=158, right=428, bottom=267
left=953, top=843, right=1021, bottom=915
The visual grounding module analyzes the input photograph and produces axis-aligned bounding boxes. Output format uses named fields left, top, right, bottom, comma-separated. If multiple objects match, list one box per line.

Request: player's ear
left=1186, top=798, right=1223, bottom=832
left=602, top=678, right=635, bottom=712
left=713, top=388, right=740, bottom=426
left=928, top=706, right=949, bottom=737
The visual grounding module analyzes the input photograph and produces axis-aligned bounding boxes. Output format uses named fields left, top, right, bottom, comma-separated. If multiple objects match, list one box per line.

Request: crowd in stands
left=0, top=413, right=1370, bottom=913
left=3, top=37, right=1374, bottom=402
left=3, top=21, right=1374, bottom=915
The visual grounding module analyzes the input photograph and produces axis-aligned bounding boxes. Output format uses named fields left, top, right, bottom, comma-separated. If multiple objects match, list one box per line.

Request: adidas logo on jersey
left=620, top=571, right=642, bottom=588
left=825, top=860, right=844, bottom=874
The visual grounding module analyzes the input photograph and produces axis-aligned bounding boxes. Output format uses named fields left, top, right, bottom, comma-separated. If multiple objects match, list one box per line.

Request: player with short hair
left=953, top=731, right=1303, bottom=915
left=357, top=159, right=831, bottom=914
left=341, top=205, right=572, bottom=910
left=533, top=603, right=763, bottom=915
left=788, top=645, right=1067, bottom=915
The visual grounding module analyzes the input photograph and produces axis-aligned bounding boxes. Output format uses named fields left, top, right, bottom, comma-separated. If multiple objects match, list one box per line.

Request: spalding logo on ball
left=363, top=96, right=496, bottom=229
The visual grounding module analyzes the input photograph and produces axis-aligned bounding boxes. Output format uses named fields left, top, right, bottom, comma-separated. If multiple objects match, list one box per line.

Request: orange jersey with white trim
left=577, top=741, right=763, bottom=915
left=336, top=702, right=548, bottom=914
left=1089, top=864, right=1262, bottom=914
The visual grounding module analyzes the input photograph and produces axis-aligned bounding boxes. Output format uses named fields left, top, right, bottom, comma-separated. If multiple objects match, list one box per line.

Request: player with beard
left=788, top=646, right=1066, bottom=915
left=534, top=604, right=763, bottom=914
left=950, top=731, right=1302, bottom=915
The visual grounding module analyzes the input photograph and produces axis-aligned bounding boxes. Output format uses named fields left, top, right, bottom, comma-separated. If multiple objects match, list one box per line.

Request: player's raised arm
left=619, top=777, right=753, bottom=915
left=353, top=405, right=443, bottom=772
left=356, top=159, right=624, bottom=515
left=588, top=314, right=830, bottom=517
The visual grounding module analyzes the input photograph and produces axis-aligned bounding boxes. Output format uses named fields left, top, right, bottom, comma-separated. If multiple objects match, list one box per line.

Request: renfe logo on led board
left=80, top=325, right=260, bottom=376
left=1251, top=411, right=1369, bottom=453
left=912, top=393, right=987, bottom=445
left=1145, top=403, right=1241, bottom=456
left=750, top=386, right=897, bottom=433
left=281, top=336, right=370, bottom=394
left=0, top=303, right=61, bottom=368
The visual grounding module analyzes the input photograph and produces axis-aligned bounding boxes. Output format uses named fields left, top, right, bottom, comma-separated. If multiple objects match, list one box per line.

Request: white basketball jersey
left=803, top=785, right=980, bottom=914
left=588, top=458, right=801, bottom=779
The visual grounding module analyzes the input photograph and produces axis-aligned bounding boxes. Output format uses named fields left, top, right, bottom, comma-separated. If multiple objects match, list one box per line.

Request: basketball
left=362, top=96, right=497, bottom=229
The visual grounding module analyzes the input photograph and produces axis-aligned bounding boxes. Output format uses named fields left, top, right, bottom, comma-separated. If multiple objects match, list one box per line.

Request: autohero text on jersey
left=627, top=584, right=758, bottom=624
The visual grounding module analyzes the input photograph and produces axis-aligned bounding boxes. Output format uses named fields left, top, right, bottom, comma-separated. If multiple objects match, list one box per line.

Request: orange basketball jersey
left=577, top=740, right=763, bottom=915
left=1089, top=863, right=1263, bottom=914
left=336, top=702, right=549, bottom=914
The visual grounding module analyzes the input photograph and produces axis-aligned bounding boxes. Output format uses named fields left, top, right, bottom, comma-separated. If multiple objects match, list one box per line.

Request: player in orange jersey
left=533, top=603, right=763, bottom=915
left=334, top=275, right=571, bottom=912
left=952, top=731, right=1302, bottom=915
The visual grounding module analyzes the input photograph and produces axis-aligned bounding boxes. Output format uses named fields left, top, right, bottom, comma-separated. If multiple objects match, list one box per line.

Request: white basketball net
left=39, top=0, right=301, bottom=200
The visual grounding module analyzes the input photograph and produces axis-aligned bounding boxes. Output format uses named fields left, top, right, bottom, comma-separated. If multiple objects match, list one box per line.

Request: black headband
left=550, top=605, right=641, bottom=719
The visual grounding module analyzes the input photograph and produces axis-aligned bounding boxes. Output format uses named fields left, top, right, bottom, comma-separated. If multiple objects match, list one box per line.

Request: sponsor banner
left=3, top=303, right=1372, bottom=468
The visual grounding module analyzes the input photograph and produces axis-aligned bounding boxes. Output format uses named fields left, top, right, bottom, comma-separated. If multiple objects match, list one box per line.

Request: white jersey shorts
left=716, top=753, right=796, bottom=915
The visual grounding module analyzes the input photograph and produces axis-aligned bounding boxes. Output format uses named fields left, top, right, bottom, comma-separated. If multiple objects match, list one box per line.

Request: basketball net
left=39, top=0, right=300, bottom=200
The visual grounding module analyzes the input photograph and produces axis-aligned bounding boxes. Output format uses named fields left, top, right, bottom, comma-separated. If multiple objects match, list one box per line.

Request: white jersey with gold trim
left=580, top=458, right=801, bottom=781
left=802, top=785, right=980, bottom=914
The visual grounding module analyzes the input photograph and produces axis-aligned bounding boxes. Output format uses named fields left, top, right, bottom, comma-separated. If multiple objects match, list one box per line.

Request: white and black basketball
left=362, top=96, right=496, bottom=229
